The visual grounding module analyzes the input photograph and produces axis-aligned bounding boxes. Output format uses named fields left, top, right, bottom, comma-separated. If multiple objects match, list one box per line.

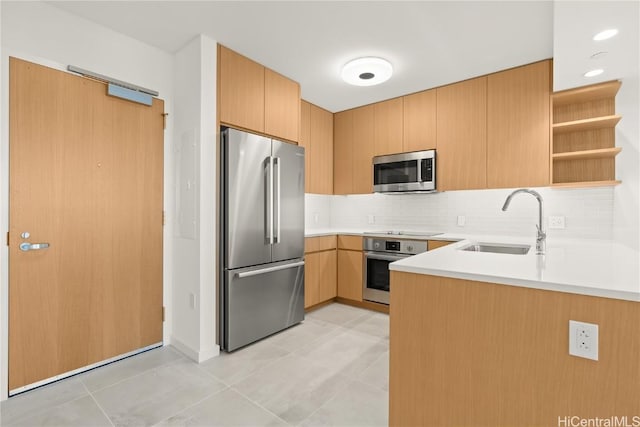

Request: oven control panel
left=363, top=238, right=428, bottom=255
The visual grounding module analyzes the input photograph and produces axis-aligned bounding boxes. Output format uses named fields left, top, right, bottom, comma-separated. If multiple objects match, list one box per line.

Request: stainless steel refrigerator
left=220, top=127, right=305, bottom=351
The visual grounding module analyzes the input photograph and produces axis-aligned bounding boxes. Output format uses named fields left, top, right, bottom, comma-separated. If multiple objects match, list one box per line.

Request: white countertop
left=390, top=236, right=640, bottom=302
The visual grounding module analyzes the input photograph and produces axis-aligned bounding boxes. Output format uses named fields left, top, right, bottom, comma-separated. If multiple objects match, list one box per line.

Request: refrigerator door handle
left=236, top=260, right=305, bottom=278
left=275, top=156, right=281, bottom=244
left=266, top=156, right=274, bottom=245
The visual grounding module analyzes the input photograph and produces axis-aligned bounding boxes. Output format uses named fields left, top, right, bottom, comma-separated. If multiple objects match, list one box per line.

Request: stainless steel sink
left=459, top=242, right=531, bottom=255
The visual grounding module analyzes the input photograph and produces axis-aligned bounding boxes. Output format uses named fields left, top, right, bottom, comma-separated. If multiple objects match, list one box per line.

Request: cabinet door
left=265, top=68, right=300, bottom=143
left=374, top=98, right=403, bottom=156
left=436, top=77, right=487, bottom=191
left=487, top=60, right=551, bottom=188
left=352, top=105, right=375, bottom=194
left=337, top=250, right=363, bottom=302
left=333, top=110, right=354, bottom=195
left=317, top=250, right=337, bottom=303
left=403, top=89, right=437, bottom=152
left=309, top=104, right=334, bottom=194
left=304, top=250, right=337, bottom=308
left=218, top=45, right=265, bottom=132
left=299, top=101, right=311, bottom=193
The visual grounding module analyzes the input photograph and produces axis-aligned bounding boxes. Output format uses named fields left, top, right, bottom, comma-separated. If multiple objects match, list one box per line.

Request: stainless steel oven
left=363, top=237, right=428, bottom=304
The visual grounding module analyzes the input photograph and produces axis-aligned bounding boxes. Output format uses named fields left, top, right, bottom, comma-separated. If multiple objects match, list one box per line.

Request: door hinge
left=162, top=211, right=166, bottom=226
left=6, top=232, right=9, bottom=246
left=162, top=113, right=168, bottom=130
left=162, top=306, right=165, bottom=322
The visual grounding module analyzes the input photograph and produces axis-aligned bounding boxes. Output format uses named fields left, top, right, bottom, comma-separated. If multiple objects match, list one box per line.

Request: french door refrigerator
left=220, top=127, right=305, bottom=351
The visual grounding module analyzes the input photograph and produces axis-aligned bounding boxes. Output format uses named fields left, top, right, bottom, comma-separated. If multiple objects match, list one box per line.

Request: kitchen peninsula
left=388, top=239, right=640, bottom=426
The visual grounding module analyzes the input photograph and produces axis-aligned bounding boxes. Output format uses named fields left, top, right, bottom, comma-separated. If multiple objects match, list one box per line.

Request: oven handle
left=364, top=252, right=410, bottom=262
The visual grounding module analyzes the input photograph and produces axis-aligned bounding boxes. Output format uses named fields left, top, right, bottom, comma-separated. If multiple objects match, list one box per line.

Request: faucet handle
left=535, top=224, right=546, bottom=239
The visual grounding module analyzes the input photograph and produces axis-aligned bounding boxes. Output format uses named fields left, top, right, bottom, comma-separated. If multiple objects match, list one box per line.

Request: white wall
left=171, top=35, right=218, bottom=361
left=0, top=1, right=175, bottom=400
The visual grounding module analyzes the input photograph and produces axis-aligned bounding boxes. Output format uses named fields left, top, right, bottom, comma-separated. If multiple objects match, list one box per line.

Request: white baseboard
left=170, top=336, right=220, bottom=363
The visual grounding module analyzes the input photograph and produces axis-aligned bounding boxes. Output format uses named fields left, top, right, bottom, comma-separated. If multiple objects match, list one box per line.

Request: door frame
left=0, top=51, right=171, bottom=400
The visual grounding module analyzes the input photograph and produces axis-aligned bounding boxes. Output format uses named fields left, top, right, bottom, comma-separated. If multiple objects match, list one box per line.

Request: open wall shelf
left=551, top=81, right=622, bottom=187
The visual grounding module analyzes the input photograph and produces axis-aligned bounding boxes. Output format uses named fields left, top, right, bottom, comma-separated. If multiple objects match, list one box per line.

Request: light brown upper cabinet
left=219, top=45, right=265, bottom=133
left=299, top=100, right=312, bottom=193
left=301, top=100, right=333, bottom=194
left=403, top=89, right=437, bottom=152
left=265, top=68, right=300, bottom=143
left=374, top=98, right=403, bottom=156
left=334, top=104, right=375, bottom=194
left=487, top=60, right=551, bottom=188
left=436, top=77, right=488, bottom=191
left=334, top=109, right=354, bottom=195
left=218, top=44, right=300, bottom=143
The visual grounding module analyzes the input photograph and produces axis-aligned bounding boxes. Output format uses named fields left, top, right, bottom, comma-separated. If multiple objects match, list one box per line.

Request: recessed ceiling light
left=584, top=69, right=604, bottom=78
left=593, top=29, right=619, bottom=41
left=341, top=57, right=393, bottom=86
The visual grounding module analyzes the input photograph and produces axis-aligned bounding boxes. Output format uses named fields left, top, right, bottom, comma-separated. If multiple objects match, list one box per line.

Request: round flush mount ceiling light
left=593, top=29, right=619, bottom=41
left=341, top=57, right=393, bottom=86
left=584, top=69, right=604, bottom=78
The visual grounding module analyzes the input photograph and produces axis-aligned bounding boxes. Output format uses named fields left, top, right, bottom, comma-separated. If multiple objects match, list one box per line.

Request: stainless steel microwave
left=373, top=150, right=436, bottom=193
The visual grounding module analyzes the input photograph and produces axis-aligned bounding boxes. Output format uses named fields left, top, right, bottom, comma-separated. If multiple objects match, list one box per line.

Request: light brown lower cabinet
left=427, top=240, right=456, bottom=251
left=337, top=250, right=363, bottom=302
left=304, top=236, right=337, bottom=309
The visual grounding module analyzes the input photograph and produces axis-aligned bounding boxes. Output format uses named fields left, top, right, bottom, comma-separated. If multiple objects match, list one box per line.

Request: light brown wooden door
left=8, top=58, right=164, bottom=393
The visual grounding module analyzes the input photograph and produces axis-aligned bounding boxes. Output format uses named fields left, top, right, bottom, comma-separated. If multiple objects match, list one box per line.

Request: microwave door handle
left=417, top=158, right=423, bottom=183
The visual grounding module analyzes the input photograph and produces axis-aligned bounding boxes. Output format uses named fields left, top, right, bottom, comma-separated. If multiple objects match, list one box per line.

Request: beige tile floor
left=0, top=303, right=389, bottom=426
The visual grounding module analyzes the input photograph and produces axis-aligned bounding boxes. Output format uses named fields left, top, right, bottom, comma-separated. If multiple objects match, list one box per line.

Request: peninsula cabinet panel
left=337, top=249, right=363, bottom=302
left=403, top=89, right=437, bottom=152
left=374, top=98, right=403, bottom=156
left=389, top=272, right=640, bottom=426
left=218, top=45, right=265, bottom=133
left=436, top=77, right=487, bottom=191
left=299, top=100, right=311, bottom=193
left=333, top=109, right=354, bottom=195
left=309, top=104, right=334, bottom=194
left=265, top=68, right=300, bottom=143
left=352, top=104, right=375, bottom=193
left=487, top=60, right=551, bottom=188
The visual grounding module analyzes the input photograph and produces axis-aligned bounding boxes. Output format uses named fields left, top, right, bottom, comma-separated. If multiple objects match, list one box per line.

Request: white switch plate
left=189, top=293, right=196, bottom=309
left=367, top=214, right=375, bottom=224
left=548, top=215, right=566, bottom=229
left=457, top=215, right=466, bottom=227
left=569, top=320, right=598, bottom=360
left=313, top=212, right=319, bottom=224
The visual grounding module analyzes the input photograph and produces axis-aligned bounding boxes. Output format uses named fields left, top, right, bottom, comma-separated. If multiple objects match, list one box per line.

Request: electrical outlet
left=457, top=215, right=466, bottom=227
left=548, top=215, right=566, bottom=229
left=569, top=320, right=598, bottom=360
left=367, top=214, right=375, bottom=224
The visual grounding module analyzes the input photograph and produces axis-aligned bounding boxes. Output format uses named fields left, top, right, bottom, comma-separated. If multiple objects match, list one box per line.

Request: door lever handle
left=19, top=242, right=50, bottom=252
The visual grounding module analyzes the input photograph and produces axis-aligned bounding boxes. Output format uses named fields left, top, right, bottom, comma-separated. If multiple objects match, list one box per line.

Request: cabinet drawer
left=428, top=240, right=456, bottom=251
left=338, top=235, right=363, bottom=251
left=305, top=235, right=337, bottom=253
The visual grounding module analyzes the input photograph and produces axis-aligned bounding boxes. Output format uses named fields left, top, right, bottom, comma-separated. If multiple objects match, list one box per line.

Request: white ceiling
left=48, top=1, right=554, bottom=112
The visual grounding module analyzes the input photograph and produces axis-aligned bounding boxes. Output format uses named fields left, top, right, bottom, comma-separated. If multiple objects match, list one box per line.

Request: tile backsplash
left=306, top=187, right=615, bottom=240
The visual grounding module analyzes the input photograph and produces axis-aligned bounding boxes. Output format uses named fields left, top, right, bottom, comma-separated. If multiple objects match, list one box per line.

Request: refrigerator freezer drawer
left=223, top=259, right=305, bottom=351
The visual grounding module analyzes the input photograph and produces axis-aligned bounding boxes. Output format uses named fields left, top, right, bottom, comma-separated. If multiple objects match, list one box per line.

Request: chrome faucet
left=502, top=189, right=546, bottom=255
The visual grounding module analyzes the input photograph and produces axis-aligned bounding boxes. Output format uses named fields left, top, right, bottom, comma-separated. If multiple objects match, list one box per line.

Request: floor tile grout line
left=229, top=385, right=295, bottom=426
left=83, top=352, right=187, bottom=395
left=1, top=386, right=93, bottom=426
left=83, top=382, right=116, bottom=427
left=148, top=385, right=232, bottom=427
left=294, top=375, right=355, bottom=426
